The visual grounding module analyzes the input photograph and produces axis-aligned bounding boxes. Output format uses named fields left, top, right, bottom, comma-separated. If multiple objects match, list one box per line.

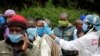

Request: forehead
left=9, top=26, right=23, bottom=30
left=36, top=20, right=43, bottom=23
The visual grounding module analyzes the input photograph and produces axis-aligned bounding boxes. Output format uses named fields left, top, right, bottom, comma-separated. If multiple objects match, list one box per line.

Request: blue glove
left=44, top=26, right=53, bottom=35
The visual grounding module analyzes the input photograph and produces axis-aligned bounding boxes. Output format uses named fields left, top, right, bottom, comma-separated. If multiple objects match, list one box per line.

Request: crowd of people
left=0, top=9, right=100, bottom=56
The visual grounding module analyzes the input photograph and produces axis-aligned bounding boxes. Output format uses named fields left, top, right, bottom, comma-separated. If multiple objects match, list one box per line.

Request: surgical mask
left=27, top=28, right=37, bottom=41
left=8, top=34, right=22, bottom=43
left=37, top=27, right=45, bottom=37
left=82, top=23, right=89, bottom=33
left=58, top=20, right=68, bottom=27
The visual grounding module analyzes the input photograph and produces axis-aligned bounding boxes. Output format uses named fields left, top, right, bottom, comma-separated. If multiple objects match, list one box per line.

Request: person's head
left=4, top=9, right=16, bottom=18
left=59, top=12, right=69, bottom=20
left=7, top=15, right=28, bottom=44
left=27, top=19, right=36, bottom=42
left=28, top=20, right=35, bottom=28
left=35, top=18, right=44, bottom=27
left=58, top=12, right=69, bottom=27
left=74, top=19, right=83, bottom=31
left=84, top=14, right=100, bottom=32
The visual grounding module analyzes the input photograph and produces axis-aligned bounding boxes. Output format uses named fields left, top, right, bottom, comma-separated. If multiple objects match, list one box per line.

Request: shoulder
left=30, top=45, right=40, bottom=56
left=68, top=25, right=75, bottom=29
left=0, top=40, right=12, bottom=55
left=0, top=40, right=6, bottom=46
left=53, top=27, right=60, bottom=31
left=78, top=32, right=98, bottom=42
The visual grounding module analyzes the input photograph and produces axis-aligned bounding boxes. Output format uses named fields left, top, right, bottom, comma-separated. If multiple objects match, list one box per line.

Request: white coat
left=56, top=32, right=100, bottom=56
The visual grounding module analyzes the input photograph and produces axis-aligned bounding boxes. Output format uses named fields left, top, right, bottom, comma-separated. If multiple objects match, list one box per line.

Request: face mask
left=58, top=20, right=68, bottom=27
left=82, top=23, right=89, bottom=33
left=8, top=34, right=22, bottom=43
left=27, top=28, right=37, bottom=41
left=37, top=27, right=44, bottom=37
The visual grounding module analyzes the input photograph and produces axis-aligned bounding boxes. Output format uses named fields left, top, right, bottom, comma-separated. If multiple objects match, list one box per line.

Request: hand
left=22, top=33, right=30, bottom=51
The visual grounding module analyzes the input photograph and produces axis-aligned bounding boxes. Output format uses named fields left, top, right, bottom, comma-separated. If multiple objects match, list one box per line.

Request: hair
left=35, top=17, right=44, bottom=22
left=73, top=19, right=82, bottom=25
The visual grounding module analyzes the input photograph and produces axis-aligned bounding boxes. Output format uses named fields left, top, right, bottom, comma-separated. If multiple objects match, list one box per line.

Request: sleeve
left=28, top=45, right=41, bottom=56
left=55, top=34, right=89, bottom=51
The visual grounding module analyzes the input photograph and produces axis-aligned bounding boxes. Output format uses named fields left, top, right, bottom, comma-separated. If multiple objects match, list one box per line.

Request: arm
left=55, top=34, right=89, bottom=51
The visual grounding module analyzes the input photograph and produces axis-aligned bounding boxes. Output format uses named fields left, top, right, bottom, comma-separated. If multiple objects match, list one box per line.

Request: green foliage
left=20, top=6, right=89, bottom=27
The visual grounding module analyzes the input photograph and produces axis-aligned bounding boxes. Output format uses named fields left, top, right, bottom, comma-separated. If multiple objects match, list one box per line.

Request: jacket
left=0, top=40, right=40, bottom=56
left=33, top=34, right=61, bottom=56
left=53, top=24, right=75, bottom=41
left=55, top=32, right=100, bottom=56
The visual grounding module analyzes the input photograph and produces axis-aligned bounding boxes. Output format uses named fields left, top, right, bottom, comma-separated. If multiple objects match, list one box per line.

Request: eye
left=9, top=29, right=23, bottom=33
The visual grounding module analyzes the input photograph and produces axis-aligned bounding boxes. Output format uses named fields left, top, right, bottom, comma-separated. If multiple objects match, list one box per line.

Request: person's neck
left=59, top=26, right=67, bottom=29
left=6, top=38, right=23, bottom=51
left=12, top=44, right=22, bottom=51
left=77, top=30, right=83, bottom=33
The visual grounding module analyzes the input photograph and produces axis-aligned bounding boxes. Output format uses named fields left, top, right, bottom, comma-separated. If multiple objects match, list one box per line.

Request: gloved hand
left=45, top=26, right=53, bottom=35
left=42, top=21, right=53, bottom=35
left=43, top=21, right=49, bottom=27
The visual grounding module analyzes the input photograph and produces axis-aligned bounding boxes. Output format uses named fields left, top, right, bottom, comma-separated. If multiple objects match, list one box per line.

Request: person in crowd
left=53, top=12, right=78, bottom=56
left=4, top=9, right=16, bottom=22
left=0, top=15, right=6, bottom=40
left=28, top=18, right=61, bottom=56
left=26, top=19, right=36, bottom=42
left=0, top=15, right=40, bottom=56
left=73, top=19, right=85, bottom=38
left=53, top=12, right=75, bottom=40
left=80, top=14, right=88, bottom=34
left=53, top=14, right=100, bottom=56
left=35, top=18, right=56, bottom=38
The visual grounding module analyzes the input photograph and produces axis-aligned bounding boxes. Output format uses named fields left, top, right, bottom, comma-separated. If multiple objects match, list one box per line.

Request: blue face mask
left=37, top=27, right=45, bottom=37
left=27, top=28, right=37, bottom=41
left=82, top=23, right=89, bottom=33
left=8, top=34, right=22, bottom=43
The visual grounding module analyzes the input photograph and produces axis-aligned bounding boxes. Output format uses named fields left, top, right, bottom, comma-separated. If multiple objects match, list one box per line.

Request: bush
left=20, top=6, right=90, bottom=27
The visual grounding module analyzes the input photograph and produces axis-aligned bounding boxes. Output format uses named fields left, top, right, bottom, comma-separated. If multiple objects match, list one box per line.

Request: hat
left=80, top=14, right=86, bottom=21
left=84, top=14, right=100, bottom=31
left=85, top=14, right=100, bottom=25
left=4, top=9, right=16, bottom=17
left=8, top=15, right=28, bottom=29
